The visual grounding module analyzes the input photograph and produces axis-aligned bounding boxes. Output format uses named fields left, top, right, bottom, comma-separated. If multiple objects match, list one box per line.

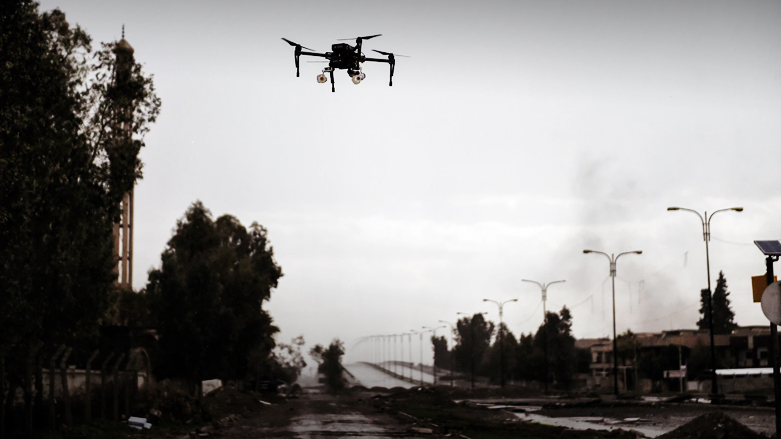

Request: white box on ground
left=202, top=378, right=223, bottom=394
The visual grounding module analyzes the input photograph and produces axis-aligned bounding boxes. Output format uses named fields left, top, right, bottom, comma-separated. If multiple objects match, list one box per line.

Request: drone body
left=282, top=35, right=405, bottom=92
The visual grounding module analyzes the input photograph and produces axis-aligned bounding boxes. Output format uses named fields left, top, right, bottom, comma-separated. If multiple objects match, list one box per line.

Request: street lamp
left=393, top=334, right=398, bottom=377
left=583, top=249, right=642, bottom=395
left=408, top=330, right=417, bottom=384
left=423, top=325, right=447, bottom=386
left=458, top=311, right=488, bottom=389
left=439, top=320, right=456, bottom=387
left=416, top=328, right=427, bottom=386
left=482, top=299, right=518, bottom=387
left=522, top=279, right=566, bottom=393
left=668, top=206, right=742, bottom=396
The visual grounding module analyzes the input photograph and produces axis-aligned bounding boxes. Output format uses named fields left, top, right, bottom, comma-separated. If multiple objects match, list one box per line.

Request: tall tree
left=515, top=333, right=539, bottom=381
left=0, top=1, right=160, bottom=354
left=533, top=307, right=576, bottom=388
left=431, top=335, right=451, bottom=370
left=697, top=271, right=737, bottom=334
left=271, top=336, right=307, bottom=384
left=147, top=202, right=283, bottom=388
left=453, top=313, right=494, bottom=387
left=483, top=323, right=518, bottom=384
left=309, top=339, right=346, bottom=390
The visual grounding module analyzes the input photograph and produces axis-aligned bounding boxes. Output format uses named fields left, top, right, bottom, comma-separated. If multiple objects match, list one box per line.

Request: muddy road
left=202, top=388, right=425, bottom=439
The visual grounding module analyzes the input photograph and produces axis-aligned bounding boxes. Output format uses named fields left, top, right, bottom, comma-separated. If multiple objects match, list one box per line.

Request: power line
left=518, top=300, right=543, bottom=325
left=569, top=294, right=593, bottom=309
left=712, top=237, right=753, bottom=246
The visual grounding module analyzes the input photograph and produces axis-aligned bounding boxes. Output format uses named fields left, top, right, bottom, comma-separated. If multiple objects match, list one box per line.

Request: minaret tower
left=112, top=26, right=135, bottom=289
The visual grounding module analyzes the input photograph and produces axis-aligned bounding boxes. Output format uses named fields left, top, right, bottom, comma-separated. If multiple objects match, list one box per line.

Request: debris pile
left=656, top=412, right=765, bottom=439
left=200, top=386, right=279, bottom=418
left=149, top=390, right=209, bottom=424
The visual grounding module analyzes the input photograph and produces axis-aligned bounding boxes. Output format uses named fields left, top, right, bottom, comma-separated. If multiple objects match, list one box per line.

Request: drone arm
left=292, top=51, right=330, bottom=78
left=363, top=57, right=395, bottom=86
left=299, top=51, right=329, bottom=58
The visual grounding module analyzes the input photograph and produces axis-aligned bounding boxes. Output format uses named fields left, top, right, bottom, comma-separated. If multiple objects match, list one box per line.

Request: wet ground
left=210, top=388, right=425, bottom=438
left=468, top=397, right=776, bottom=437
left=348, top=363, right=776, bottom=437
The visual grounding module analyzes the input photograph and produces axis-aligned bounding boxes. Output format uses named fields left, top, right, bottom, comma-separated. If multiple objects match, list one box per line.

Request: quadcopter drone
left=281, top=34, right=406, bottom=92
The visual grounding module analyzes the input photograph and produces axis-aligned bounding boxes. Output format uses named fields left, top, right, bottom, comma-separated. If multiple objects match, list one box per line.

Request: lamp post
left=417, top=328, right=426, bottom=386
left=400, top=333, right=407, bottom=381
left=408, top=331, right=417, bottom=384
left=668, top=206, right=742, bottom=397
left=482, top=299, right=518, bottom=387
left=584, top=249, right=642, bottom=395
left=393, top=334, right=398, bottom=377
left=439, top=320, right=456, bottom=387
left=522, top=279, right=565, bottom=393
left=458, top=312, right=487, bottom=389
left=423, top=325, right=447, bottom=386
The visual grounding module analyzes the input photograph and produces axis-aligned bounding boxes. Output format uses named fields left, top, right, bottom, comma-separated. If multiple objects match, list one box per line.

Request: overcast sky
left=38, top=0, right=781, bottom=363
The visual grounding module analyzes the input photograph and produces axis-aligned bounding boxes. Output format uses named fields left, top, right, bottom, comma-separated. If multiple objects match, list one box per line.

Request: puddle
left=517, top=412, right=667, bottom=438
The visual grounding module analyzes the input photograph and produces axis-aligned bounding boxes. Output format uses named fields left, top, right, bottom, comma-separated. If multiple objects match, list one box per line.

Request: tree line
left=432, top=307, right=587, bottom=389
left=431, top=271, right=738, bottom=389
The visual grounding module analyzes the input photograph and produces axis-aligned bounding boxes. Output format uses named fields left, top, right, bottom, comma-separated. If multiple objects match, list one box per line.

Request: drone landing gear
left=389, top=59, right=394, bottom=86
left=318, top=67, right=336, bottom=92
left=350, top=69, right=366, bottom=85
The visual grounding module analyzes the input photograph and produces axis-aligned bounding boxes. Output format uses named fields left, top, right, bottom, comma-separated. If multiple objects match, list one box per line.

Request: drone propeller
left=281, top=38, right=314, bottom=51
left=373, top=49, right=409, bottom=58
left=337, top=34, right=382, bottom=41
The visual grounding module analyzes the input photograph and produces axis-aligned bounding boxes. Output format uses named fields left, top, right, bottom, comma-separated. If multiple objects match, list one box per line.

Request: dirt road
left=213, top=388, right=425, bottom=438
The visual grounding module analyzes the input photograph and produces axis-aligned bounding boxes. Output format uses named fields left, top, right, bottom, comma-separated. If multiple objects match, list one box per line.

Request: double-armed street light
left=458, top=311, right=488, bottom=388
left=521, top=279, right=566, bottom=393
left=482, top=299, right=518, bottom=387
left=583, top=249, right=642, bottom=395
left=667, top=206, right=742, bottom=397
left=438, top=320, right=456, bottom=387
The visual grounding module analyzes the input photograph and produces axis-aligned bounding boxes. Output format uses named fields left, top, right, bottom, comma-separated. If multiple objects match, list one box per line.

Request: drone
left=281, top=34, right=406, bottom=92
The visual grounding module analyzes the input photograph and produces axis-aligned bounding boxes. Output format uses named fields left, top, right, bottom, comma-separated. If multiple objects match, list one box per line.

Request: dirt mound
left=381, top=386, right=459, bottom=408
left=201, top=386, right=282, bottom=418
left=656, top=412, right=765, bottom=439
left=149, top=390, right=209, bottom=423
